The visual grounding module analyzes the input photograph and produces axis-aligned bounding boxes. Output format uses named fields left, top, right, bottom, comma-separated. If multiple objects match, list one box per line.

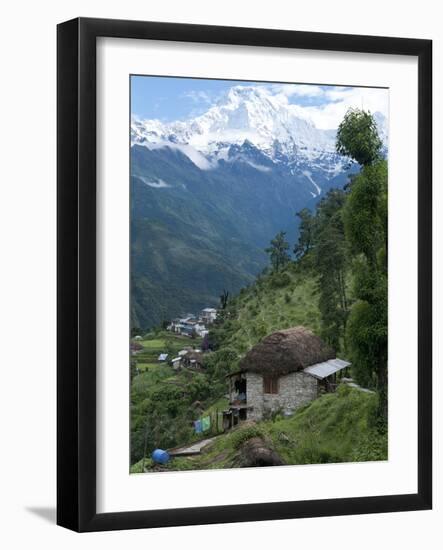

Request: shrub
left=229, top=425, right=266, bottom=449
left=269, top=272, right=291, bottom=289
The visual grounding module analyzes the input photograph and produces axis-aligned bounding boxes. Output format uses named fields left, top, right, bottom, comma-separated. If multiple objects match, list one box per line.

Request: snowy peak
left=132, top=85, right=336, bottom=160
left=131, top=85, right=386, bottom=178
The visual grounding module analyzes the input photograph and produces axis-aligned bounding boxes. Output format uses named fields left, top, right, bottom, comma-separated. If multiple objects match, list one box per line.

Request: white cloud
left=141, top=140, right=215, bottom=170
left=270, top=83, right=324, bottom=98
left=183, top=90, right=213, bottom=104
left=254, top=83, right=388, bottom=129
left=302, top=87, right=389, bottom=129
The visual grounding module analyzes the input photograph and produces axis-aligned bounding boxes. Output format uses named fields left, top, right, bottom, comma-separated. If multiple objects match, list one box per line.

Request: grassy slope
left=131, top=385, right=387, bottom=472
left=131, top=331, right=207, bottom=462
left=130, top=264, right=386, bottom=471
left=209, top=262, right=321, bottom=364
left=131, top=265, right=325, bottom=467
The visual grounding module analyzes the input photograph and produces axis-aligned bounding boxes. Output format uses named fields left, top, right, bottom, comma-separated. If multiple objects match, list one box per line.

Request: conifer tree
left=265, top=231, right=291, bottom=272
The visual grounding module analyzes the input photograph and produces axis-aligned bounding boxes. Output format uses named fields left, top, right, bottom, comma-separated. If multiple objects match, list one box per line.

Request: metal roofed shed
left=303, top=358, right=351, bottom=380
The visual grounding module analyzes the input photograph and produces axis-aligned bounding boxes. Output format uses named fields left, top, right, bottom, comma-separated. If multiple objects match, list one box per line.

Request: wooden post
left=141, top=418, right=149, bottom=472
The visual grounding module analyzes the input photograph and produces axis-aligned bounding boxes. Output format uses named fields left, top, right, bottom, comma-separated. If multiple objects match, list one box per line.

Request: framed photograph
left=57, top=17, right=432, bottom=532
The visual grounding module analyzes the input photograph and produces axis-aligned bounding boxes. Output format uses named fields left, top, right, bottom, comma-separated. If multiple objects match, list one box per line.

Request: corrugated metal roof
left=303, top=358, right=351, bottom=380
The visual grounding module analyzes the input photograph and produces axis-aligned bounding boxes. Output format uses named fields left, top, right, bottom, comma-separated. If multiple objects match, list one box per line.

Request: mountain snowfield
left=131, top=85, right=387, bottom=195
left=130, top=84, right=388, bottom=328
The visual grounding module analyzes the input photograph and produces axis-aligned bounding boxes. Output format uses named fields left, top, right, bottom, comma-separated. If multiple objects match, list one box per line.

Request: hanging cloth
left=194, top=419, right=202, bottom=434
left=201, top=416, right=211, bottom=432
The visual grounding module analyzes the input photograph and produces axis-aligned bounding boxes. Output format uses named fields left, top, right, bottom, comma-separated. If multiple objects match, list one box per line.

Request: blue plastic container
left=151, top=448, right=170, bottom=465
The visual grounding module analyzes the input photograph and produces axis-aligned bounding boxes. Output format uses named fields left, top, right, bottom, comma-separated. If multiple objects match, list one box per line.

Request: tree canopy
left=336, top=108, right=382, bottom=166
left=265, top=231, right=291, bottom=272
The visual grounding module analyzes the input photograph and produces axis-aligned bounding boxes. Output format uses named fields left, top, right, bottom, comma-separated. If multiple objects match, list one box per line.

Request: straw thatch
left=239, top=326, right=335, bottom=376
left=183, top=350, right=204, bottom=366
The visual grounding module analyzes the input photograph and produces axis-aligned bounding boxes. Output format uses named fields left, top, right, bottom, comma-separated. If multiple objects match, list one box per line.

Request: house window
left=263, top=375, right=279, bottom=394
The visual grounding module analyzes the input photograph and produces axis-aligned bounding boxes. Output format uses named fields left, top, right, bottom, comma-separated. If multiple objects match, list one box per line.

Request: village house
left=181, top=350, right=205, bottom=371
left=130, top=341, right=143, bottom=355
left=201, top=307, right=217, bottom=324
left=223, top=326, right=350, bottom=428
left=168, top=316, right=208, bottom=338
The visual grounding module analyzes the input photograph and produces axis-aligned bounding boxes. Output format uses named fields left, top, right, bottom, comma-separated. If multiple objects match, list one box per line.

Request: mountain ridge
left=130, top=86, right=382, bottom=328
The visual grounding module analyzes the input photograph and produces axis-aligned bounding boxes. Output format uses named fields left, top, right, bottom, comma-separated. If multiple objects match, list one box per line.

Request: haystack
left=232, top=437, right=284, bottom=468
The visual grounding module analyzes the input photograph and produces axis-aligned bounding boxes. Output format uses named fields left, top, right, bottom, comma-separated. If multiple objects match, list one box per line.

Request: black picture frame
left=57, top=17, right=432, bottom=532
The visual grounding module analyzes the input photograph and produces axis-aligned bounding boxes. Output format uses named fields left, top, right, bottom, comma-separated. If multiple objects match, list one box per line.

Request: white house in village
left=201, top=308, right=217, bottom=324
left=223, top=326, right=350, bottom=428
left=168, top=316, right=208, bottom=338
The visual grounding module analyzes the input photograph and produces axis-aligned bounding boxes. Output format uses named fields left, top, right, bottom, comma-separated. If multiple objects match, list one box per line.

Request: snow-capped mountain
left=130, top=85, right=388, bottom=328
left=132, top=85, right=387, bottom=195
left=132, top=86, right=345, bottom=175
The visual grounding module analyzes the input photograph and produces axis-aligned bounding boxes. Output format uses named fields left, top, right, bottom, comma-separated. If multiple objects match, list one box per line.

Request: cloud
left=270, top=83, right=325, bottom=98
left=258, top=83, right=388, bottom=130
left=183, top=90, right=213, bottom=105
left=301, top=87, right=389, bottom=129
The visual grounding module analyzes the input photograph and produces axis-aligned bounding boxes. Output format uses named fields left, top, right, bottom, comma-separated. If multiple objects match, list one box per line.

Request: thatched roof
left=184, top=350, right=204, bottom=365
left=238, top=326, right=335, bottom=376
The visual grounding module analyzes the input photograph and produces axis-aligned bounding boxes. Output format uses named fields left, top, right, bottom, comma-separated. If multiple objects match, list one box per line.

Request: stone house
left=223, top=326, right=350, bottom=428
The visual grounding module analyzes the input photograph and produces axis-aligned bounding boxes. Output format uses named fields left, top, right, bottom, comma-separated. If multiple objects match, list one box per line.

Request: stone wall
left=246, top=372, right=265, bottom=421
left=246, top=371, right=318, bottom=421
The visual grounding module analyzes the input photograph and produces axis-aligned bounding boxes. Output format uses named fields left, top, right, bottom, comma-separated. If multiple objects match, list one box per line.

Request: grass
left=136, top=362, right=160, bottom=372
left=267, top=385, right=386, bottom=464
left=137, top=385, right=387, bottom=472
left=140, top=338, right=169, bottom=349
left=133, top=331, right=202, bottom=366
left=212, top=262, right=322, bottom=358
left=130, top=265, right=385, bottom=471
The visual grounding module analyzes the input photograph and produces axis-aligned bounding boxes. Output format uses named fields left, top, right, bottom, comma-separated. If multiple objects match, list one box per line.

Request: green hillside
left=130, top=264, right=320, bottom=465
left=130, top=143, right=351, bottom=329
left=130, top=260, right=387, bottom=471
left=208, top=261, right=322, bottom=360
left=130, top=109, right=388, bottom=472
left=131, top=385, right=387, bottom=472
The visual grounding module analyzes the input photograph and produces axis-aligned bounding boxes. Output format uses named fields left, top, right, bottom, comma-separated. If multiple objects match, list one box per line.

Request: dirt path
left=168, top=436, right=218, bottom=457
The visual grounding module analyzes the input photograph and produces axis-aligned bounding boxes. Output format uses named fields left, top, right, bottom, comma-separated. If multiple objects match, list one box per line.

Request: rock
left=232, top=437, right=285, bottom=468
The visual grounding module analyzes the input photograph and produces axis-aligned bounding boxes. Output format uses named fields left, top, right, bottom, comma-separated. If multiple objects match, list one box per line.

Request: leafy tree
left=336, top=108, right=382, bottom=166
left=343, top=161, right=387, bottom=269
left=265, top=231, right=291, bottom=272
left=312, top=190, right=349, bottom=350
left=344, top=161, right=388, bottom=408
left=337, top=109, right=388, bottom=416
left=294, top=208, right=315, bottom=260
